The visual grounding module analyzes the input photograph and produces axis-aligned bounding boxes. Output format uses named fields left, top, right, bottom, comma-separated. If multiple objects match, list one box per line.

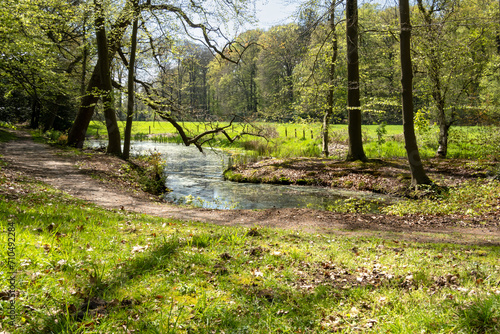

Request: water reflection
left=88, top=141, right=390, bottom=210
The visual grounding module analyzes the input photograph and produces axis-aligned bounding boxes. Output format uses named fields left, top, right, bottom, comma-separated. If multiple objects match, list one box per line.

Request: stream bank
left=0, top=129, right=499, bottom=246
left=224, top=156, right=498, bottom=198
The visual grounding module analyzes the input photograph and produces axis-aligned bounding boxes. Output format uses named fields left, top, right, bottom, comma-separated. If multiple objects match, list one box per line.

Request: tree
left=0, top=0, right=82, bottom=130
left=67, top=0, right=253, bottom=150
left=93, top=0, right=122, bottom=155
left=346, top=0, right=367, bottom=161
left=358, top=3, right=401, bottom=125
left=257, top=24, right=308, bottom=121
left=323, top=0, right=340, bottom=157
left=399, top=0, right=432, bottom=186
left=123, top=0, right=139, bottom=160
left=208, top=29, right=263, bottom=118
left=68, top=0, right=134, bottom=148
left=413, top=0, right=493, bottom=158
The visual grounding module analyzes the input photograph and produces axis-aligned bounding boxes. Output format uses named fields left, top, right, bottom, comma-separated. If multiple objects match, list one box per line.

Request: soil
left=1, top=129, right=499, bottom=246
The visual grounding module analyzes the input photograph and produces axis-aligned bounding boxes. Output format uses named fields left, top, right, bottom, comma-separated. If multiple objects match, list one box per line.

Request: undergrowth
left=384, top=180, right=500, bottom=216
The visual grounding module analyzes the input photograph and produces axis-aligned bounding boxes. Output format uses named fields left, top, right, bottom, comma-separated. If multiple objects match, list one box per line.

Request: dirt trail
left=1, top=130, right=499, bottom=246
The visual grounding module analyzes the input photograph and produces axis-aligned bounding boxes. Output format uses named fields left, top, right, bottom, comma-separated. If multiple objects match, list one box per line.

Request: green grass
left=384, top=180, right=500, bottom=216
left=1, top=170, right=500, bottom=333
left=86, top=121, right=500, bottom=160
left=0, top=129, right=17, bottom=142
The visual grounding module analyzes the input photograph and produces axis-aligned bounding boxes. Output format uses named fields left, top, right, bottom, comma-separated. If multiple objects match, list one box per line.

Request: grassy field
left=1, top=166, right=500, bottom=333
left=86, top=121, right=500, bottom=161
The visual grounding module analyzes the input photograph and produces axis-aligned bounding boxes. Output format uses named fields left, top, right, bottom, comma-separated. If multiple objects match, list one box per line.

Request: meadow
left=0, top=171, right=499, bottom=333
left=86, top=120, right=500, bottom=161
left=1, top=124, right=500, bottom=333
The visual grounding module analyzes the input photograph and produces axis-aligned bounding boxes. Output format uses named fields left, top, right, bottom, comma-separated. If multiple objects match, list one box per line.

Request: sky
left=254, top=0, right=300, bottom=28
left=251, top=0, right=390, bottom=29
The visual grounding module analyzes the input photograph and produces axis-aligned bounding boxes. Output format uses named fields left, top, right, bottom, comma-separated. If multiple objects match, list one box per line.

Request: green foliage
left=87, top=121, right=500, bottom=161
left=0, top=0, right=80, bottom=128
left=136, top=152, right=169, bottom=196
left=0, top=129, right=17, bottom=143
left=384, top=180, right=500, bottom=216
left=375, top=121, right=387, bottom=145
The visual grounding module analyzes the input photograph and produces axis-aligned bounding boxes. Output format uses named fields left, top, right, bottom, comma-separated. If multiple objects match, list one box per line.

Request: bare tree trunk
left=400, top=0, right=432, bottom=186
left=346, top=0, right=367, bottom=161
left=322, top=1, right=338, bottom=157
left=123, top=5, right=139, bottom=160
left=433, top=89, right=450, bottom=158
left=94, top=0, right=121, bottom=155
left=436, top=121, right=451, bottom=158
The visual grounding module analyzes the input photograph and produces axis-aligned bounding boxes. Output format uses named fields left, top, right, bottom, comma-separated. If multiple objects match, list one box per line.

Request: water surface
left=89, top=141, right=390, bottom=210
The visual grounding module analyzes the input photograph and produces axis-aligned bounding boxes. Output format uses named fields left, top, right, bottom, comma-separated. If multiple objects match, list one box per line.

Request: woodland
left=1, top=0, right=500, bottom=178
left=1, top=0, right=500, bottom=332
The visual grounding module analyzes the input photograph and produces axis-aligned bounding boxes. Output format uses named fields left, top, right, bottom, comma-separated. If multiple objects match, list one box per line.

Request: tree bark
left=434, top=88, right=450, bottom=158
left=94, top=0, right=121, bottom=155
left=67, top=1, right=132, bottom=148
left=436, top=122, right=451, bottom=158
left=399, top=0, right=432, bottom=186
left=346, top=0, right=367, bottom=161
left=322, top=1, right=338, bottom=157
left=123, top=5, right=139, bottom=160
left=30, top=97, right=41, bottom=129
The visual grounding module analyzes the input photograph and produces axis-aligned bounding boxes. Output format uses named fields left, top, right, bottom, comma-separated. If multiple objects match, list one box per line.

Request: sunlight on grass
left=86, top=121, right=500, bottom=161
left=1, top=171, right=499, bottom=333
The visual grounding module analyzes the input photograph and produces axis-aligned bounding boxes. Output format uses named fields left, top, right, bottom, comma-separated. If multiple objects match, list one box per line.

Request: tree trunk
left=346, top=0, right=367, bottom=161
left=434, top=92, right=449, bottom=158
left=399, top=0, right=432, bottom=186
left=94, top=0, right=121, bottom=155
left=436, top=122, right=450, bottom=158
left=123, top=7, right=139, bottom=160
left=30, top=98, right=41, bottom=129
left=67, top=70, right=101, bottom=148
left=322, top=1, right=338, bottom=157
left=67, top=1, right=132, bottom=148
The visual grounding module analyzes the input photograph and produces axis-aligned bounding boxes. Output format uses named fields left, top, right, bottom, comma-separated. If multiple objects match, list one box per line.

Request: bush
left=136, top=152, right=168, bottom=195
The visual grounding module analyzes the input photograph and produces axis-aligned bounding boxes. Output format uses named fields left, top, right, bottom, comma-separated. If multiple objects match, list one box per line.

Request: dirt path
left=1, top=130, right=499, bottom=246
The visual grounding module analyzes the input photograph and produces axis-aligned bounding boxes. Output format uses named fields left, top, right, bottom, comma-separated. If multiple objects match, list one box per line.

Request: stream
left=89, top=141, right=391, bottom=210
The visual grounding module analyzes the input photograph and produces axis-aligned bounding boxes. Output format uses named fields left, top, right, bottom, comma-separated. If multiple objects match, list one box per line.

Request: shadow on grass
left=27, top=237, right=182, bottom=334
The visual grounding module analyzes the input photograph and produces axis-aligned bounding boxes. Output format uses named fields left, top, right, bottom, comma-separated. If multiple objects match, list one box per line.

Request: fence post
left=295, top=128, right=297, bottom=138
left=311, top=130, right=313, bottom=139
left=303, top=129, right=305, bottom=139
left=285, top=128, right=287, bottom=137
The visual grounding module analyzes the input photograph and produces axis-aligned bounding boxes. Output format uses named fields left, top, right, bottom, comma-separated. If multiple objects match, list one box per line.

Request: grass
left=384, top=180, right=500, bottom=216
left=86, top=121, right=500, bottom=161
left=1, top=168, right=500, bottom=333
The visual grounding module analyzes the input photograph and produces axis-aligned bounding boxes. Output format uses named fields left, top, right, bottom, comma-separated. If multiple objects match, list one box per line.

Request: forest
left=1, top=0, right=500, bottom=333
left=1, top=1, right=499, bottom=164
